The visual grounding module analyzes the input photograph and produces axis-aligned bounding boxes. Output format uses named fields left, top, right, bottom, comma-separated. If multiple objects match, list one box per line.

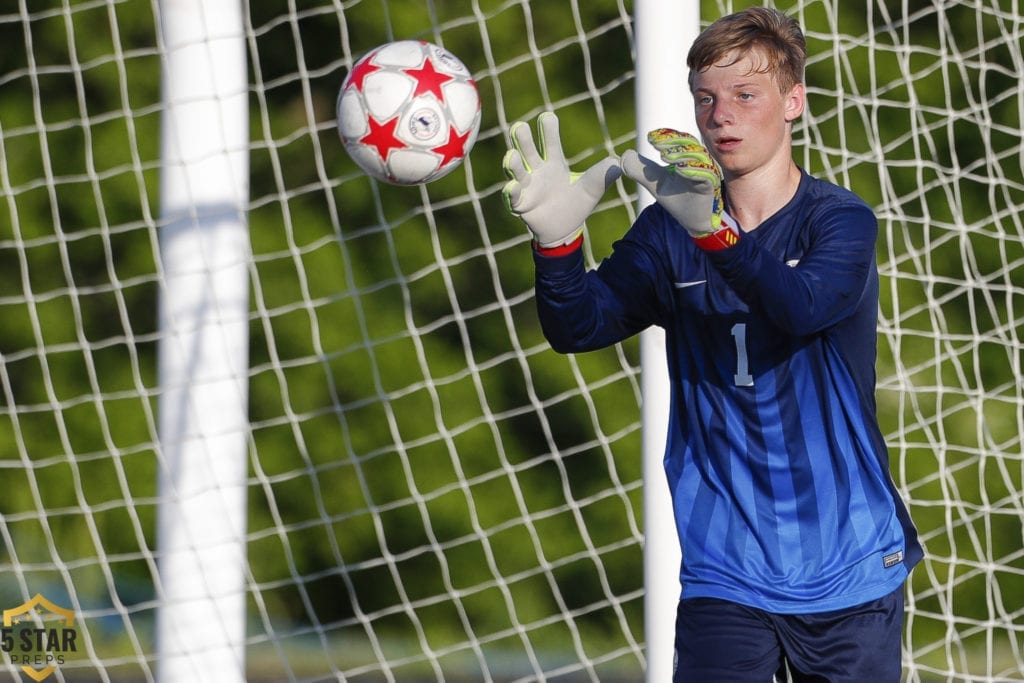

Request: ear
left=784, top=83, right=806, bottom=123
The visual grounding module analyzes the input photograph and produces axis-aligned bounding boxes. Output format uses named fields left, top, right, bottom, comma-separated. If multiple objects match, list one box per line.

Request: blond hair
left=687, top=7, right=806, bottom=93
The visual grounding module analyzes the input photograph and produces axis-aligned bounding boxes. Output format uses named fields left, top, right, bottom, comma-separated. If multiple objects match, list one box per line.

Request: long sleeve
left=707, top=200, right=878, bottom=337
left=532, top=228, right=667, bottom=353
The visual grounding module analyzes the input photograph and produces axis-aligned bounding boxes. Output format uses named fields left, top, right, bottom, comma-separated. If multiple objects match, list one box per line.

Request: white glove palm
left=621, top=129, right=725, bottom=239
left=502, top=112, right=622, bottom=248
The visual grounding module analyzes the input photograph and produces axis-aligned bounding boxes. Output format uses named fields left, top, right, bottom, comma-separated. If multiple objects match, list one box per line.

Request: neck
left=724, top=159, right=803, bottom=231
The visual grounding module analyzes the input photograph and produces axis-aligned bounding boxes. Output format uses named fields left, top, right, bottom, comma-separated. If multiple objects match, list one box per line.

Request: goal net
left=0, top=0, right=1020, bottom=682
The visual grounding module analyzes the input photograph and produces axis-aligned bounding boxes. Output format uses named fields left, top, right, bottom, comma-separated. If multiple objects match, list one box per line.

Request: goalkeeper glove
left=502, top=111, right=622, bottom=250
left=621, top=129, right=739, bottom=250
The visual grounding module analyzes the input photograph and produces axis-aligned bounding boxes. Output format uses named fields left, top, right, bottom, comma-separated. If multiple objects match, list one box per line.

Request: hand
left=621, top=129, right=726, bottom=239
left=502, top=112, right=622, bottom=248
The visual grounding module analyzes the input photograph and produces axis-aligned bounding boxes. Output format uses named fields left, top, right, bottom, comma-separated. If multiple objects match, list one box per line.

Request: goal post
left=0, top=1, right=1021, bottom=682
left=155, top=0, right=248, bottom=681
left=633, top=1, right=698, bottom=680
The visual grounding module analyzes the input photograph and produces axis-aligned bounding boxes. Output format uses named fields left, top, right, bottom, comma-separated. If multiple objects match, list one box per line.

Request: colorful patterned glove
left=502, top=112, right=622, bottom=249
left=621, top=129, right=738, bottom=250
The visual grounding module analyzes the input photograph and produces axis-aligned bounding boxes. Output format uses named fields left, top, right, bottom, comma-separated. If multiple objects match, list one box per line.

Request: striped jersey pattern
left=533, top=171, right=921, bottom=613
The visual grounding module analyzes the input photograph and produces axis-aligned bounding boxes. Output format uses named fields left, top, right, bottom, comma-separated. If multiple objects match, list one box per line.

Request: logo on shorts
left=883, top=550, right=904, bottom=568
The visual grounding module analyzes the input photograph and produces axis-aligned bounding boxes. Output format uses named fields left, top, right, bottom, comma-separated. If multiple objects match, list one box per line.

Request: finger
left=671, top=152, right=722, bottom=184
left=621, top=149, right=667, bottom=193
left=501, top=178, right=523, bottom=213
left=647, top=128, right=702, bottom=151
left=619, top=149, right=642, bottom=181
left=509, top=120, right=542, bottom=171
left=646, top=127, right=681, bottom=144
left=577, top=155, right=623, bottom=197
left=502, top=148, right=527, bottom=181
left=647, top=129, right=709, bottom=165
left=675, top=164, right=719, bottom=184
left=645, top=129, right=719, bottom=178
left=672, top=167, right=718, bottom=193
left=659, top=146, right=711, bottom=166
left=536, top=111, right=564, bottom=165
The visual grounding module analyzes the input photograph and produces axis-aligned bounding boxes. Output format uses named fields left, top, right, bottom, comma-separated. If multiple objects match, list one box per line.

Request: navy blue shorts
left=673, top=588, right=904, bottom=682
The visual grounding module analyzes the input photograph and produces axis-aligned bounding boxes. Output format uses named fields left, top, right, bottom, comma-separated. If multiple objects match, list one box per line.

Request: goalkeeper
left=502, top=7, right=921, bottom=683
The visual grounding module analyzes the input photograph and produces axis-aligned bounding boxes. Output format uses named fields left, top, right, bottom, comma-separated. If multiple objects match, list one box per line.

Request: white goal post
left=0, top=1, right=1021, bottom=682
left=633, top=2, right=696, bottom=681
left=155, top=0, right=248, bottom=681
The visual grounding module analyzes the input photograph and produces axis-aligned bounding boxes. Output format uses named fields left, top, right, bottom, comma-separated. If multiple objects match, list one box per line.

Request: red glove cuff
left=692, top=227, right=740, bottom=251
left=533, top=234, right=584, bottom=257
left=692, top=213, right=741, bottom=251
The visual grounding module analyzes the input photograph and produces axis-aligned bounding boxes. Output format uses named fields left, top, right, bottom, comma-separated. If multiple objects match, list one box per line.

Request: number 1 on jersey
left=731, top=323, right=754, bottom=386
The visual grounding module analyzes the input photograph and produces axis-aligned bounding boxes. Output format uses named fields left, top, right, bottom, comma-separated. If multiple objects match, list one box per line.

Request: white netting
left=0, top=1, right=1021, bottom=681
left=788, top=2, right=1024, bottom=679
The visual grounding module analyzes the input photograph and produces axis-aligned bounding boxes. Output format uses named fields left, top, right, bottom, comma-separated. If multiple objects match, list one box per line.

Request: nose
left=711, top=101, right=733, bottom=126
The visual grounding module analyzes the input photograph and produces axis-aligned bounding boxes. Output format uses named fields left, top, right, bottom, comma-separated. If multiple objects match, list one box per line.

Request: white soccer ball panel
left=442, top=81, right=481, bottom=133
left=387, top=148, right=444, bottom=185
left=337, top=90, right=369, bottom=139
left=372, top=40, right=427, bottom=68
left=361, top=71, right=415, bottom=120
left=344, top=142, right=387, bottom=180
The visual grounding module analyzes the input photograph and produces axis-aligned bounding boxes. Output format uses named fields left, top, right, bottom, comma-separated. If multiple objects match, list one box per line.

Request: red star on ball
left=432, top=126, right=472, bottom=168
left=360, top=115, right=405, bottom=161
left=346, top=58, right=381, bottom=90
left=403, top=57, right=454, bottom=100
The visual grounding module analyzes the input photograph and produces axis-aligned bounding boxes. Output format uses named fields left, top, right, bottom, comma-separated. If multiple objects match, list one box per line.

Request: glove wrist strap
left=534, top=234, right=584, bottom=257
left=693, top=212, right=740, bottom=251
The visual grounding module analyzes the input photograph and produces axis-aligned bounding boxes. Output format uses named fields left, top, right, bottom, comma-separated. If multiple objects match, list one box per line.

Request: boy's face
left=690, top=49, right=804, bottom=180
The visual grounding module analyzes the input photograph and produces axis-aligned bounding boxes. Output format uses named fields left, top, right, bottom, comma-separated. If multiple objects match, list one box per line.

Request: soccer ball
left=336, top=40, right=481, bottom=185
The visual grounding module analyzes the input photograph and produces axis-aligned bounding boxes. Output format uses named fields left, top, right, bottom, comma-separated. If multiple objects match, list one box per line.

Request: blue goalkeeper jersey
left=533, top=170, right=922, bottom=614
